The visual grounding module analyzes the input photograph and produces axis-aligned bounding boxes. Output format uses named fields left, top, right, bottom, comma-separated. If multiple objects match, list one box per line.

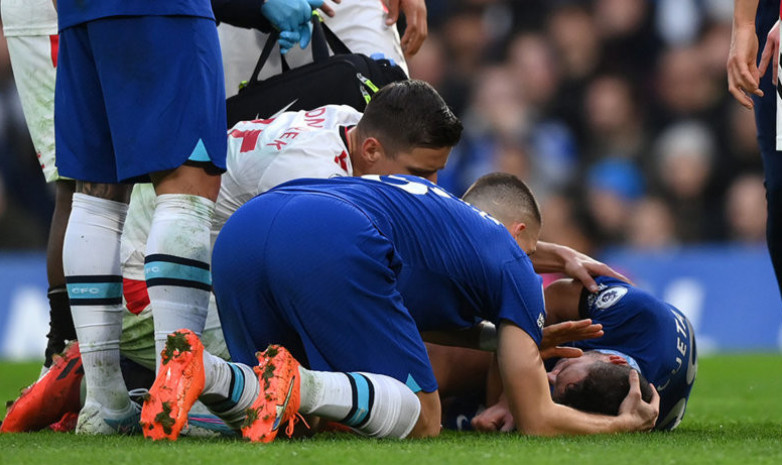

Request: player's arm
left=421, top=318, right=600, bottom=356
left=529, top=241, right=629, bottom=293
left=496, top=321, right=659, bottom=435
left=727, top=0, right=763, bottom=108
left=420, top=321, right=495, bottom=350
left=544, top=278, right=586, bottom=324
left=212, top=0, right=272, bottom=31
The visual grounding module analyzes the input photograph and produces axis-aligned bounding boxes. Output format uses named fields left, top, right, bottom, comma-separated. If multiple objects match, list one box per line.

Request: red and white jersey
left=217, top=104, right=360, bottom=232
left=1, top=0, right=57, bottom=36
left=121, top=104, right=360, bottom=280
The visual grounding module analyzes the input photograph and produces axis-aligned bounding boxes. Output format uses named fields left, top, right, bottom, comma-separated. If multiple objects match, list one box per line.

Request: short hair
left=554, top=362, right=655, bottom=416
left=356, top=80, right=463, bottom=157
left=461, top=172, right=542, bottom=227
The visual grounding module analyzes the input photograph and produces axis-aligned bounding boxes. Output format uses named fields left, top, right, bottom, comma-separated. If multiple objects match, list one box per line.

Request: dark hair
left=462, top=172, right=542, bottom=226
left=357, top=80, right=463, bottom=156
left=554, top=362, right=654, bottom=416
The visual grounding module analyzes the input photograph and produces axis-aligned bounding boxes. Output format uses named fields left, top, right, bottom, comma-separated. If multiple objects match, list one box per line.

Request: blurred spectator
left=594, top=0, right=662, bottom=80
left=724, top=173, right=768, bottom=244
left=539, top=192, right=594, bottom=256
left=582, top=74, right=647, bottom=163
left=626, top=196, right=679, bottom=250
left=583, top=158, right=645, bottom=247
left=653, top=46, right=724, bottom=126
left=653, top=120, right=725, bottom=243
left=655, top=0, right=702, bottom=46
left=507, top=33, right=560, bottom=115
left=437, top=65, right=527, bottom=195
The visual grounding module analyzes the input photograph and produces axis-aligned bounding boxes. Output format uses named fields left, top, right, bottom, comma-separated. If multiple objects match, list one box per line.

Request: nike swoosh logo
left=259, top=99, right=299, bottom=120
left=271, top=375, right=296, bottom=432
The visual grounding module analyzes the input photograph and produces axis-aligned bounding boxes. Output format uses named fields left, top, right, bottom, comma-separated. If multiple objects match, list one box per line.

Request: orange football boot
left=1, top=342, right=83, bottom=433
left=140, top=329, right=205, bottom=440
left=241, top=345, right=305, bottom=443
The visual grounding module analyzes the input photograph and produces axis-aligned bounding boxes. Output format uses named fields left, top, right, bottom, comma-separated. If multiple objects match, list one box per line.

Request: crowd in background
left=0, top=0, right=767, bottom=256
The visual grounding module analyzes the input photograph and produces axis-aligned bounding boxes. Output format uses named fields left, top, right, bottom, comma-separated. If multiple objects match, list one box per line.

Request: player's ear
left=608, top=355, right=628, bottom=366
left=361, top=137, right=385, bottom=163
left=511, top=222, right=527, bottom=239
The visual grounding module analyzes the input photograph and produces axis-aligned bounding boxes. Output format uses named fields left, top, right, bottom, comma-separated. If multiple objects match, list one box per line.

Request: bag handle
left=249, top=29, right=278, bottom=83
left=248, top=14, right=354, bottom=84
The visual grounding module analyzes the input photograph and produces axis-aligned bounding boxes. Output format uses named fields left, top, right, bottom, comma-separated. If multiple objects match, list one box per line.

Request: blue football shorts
left=55, top=15, right=227, bottom=183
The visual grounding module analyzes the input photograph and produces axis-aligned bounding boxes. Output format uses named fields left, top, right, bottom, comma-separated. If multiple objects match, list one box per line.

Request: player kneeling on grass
left=466, top=277, right=697, bottom=432
left=140, top=174, right=659, bottom=442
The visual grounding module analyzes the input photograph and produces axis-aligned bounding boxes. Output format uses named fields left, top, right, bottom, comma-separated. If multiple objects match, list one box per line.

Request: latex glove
left=261, top=0, right=322, bottom=53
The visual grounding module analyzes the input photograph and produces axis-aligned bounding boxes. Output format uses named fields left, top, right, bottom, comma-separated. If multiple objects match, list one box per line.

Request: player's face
left=380, top=146, right=452, bottom=182
left=547, top=354, right=599, bottom=401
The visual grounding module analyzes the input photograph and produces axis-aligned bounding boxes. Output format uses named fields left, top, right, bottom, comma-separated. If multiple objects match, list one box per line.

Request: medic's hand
left=262, top=0, right=323, bottom=53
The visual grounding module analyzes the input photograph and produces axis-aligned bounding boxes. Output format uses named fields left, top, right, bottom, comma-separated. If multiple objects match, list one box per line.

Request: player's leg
left=44, top=180, right=77, bottom=368
left=89, top=15, right=227, bottom=370
left=754, top=0, right=782, bottom=297
left=4, top=30, right=78, bottom=370
left=55, top=23, right=139, bottom=434
left=146, top=165, right=220, bottom=369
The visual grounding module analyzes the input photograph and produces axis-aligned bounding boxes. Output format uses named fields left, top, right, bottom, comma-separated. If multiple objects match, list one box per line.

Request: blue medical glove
left=278, top=30, right=299, bottom=55
left=261, top=0, right=323, bottom=53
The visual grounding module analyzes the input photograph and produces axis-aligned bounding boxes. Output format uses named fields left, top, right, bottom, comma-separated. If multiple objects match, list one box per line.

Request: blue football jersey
left=574, top=276, right=697, bottom=430
left=267, top=175, right=547, bottom=345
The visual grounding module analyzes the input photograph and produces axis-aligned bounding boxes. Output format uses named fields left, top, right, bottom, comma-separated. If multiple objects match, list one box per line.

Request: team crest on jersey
left=589, top=286, right=628, bottom=310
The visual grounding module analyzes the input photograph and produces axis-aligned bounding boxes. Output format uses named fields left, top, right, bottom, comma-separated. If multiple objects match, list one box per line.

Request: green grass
left=1, top=355, right=781, bottom=465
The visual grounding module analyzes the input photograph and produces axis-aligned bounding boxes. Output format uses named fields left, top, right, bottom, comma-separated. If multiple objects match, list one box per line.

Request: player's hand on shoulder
left=561, top=247, right=631, bottom=293
left=617, top=370, right=659, bottom=432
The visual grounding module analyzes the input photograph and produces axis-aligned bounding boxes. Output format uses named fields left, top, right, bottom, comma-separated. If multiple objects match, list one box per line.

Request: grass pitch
left=1, top=355, right=781, bottom=465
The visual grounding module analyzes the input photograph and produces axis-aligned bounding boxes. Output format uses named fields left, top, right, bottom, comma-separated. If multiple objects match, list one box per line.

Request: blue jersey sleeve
left=212, top=0, right=273, bottom=31
left=493, top=258, right=545, bottom=346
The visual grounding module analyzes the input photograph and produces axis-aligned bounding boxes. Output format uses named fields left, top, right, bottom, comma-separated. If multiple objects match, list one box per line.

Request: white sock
left=199, top=351, right=259, bottom=429
left=299, top=368, right=421, bottom=438
left=63, top=194, right=128, bottom=411
left=144, top=194, right=215, bottom=369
